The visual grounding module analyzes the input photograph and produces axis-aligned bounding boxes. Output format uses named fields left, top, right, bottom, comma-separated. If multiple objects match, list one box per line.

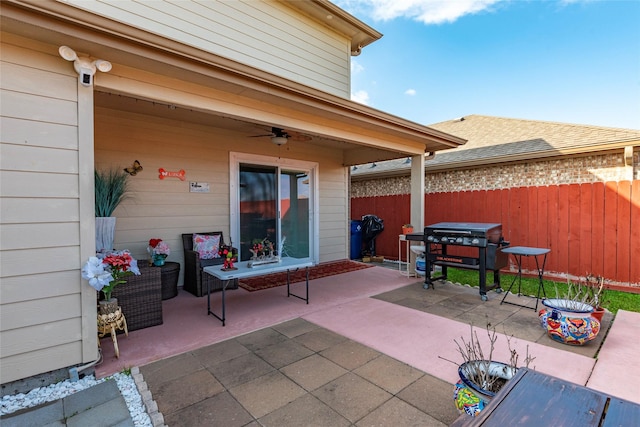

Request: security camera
left=79, top=68, right=93, bottom=86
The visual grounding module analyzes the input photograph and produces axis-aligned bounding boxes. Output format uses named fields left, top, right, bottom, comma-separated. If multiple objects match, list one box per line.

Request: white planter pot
left=96, top=216, right=116, bottom=252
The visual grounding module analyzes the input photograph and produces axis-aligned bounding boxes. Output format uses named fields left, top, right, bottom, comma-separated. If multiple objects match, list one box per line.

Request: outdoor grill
left=424, top=222, right=509, bottom=300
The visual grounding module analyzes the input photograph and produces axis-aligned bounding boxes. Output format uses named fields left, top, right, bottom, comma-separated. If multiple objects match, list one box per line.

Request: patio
left=96, top=263, right=636, bottom=425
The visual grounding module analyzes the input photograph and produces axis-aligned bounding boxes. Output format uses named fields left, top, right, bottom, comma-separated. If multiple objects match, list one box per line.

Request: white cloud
left=351, top=59, right=365, bottom=75
left=334, top=0, right=504, bottom=24
left=405, top=89, right=417, bottom=96
left=351, top=90, right=370, bottom=105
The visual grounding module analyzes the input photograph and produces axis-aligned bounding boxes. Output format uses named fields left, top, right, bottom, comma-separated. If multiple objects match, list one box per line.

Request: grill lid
left=425, top=222, right=502, bottom=234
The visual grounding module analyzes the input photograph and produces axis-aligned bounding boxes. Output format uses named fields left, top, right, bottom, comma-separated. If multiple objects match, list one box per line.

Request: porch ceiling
left=92, top=92, right=431, bottom=166
left=3, top=0, right=465, bottom=166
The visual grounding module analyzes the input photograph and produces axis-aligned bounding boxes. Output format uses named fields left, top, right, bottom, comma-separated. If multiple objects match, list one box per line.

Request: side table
left=500, top=246, right=550, bottom=311
left=113, top=264, right=162, bottom=331
left=398, top=234, right=414, bottom=277
left=153, top=261, right=180, bottom=300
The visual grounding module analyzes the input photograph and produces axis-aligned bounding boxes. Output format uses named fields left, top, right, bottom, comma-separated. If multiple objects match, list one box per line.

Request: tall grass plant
left=95, top=168, right=130, bottom=217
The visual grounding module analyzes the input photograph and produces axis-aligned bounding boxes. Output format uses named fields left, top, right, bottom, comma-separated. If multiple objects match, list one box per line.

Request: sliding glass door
left=238, top=164, right=278, bottom=261
left=279, top=169, right=310, bottom=259
left=232, top=153, right=317, bottom=265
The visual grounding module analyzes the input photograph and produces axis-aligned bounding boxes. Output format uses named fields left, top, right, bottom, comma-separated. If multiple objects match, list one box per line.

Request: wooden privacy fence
left=351, top=180, right=640, bottom=285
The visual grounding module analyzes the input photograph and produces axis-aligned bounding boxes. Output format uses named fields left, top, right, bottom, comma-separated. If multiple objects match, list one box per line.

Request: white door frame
left=229, top=152, right=319, bottom=265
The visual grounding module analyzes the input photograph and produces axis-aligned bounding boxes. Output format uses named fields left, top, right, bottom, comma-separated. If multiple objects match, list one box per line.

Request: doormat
left=238, top=259, right=374, bottom=292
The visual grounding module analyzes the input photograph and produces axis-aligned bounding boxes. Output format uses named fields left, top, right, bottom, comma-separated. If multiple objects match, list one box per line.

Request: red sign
left=158, top=168, right=186, bottom=181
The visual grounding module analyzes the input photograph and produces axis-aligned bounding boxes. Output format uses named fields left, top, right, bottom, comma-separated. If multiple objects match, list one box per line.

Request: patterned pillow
left=192, top=234, right=221, bottom=259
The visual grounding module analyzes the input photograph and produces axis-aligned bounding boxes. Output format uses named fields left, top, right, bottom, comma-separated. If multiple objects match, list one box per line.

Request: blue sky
left=333, top=0, right=640, bottom=130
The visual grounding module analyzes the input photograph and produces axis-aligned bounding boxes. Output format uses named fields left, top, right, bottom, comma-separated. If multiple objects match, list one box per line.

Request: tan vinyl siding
left=318, top=165, right=349, bottom=263
left=0, top=38, right=86, bottom=383
left=62, top=0, right=351, bottom=97
left=95, top=105, right=348, bottom=273
left=1, top=343, right=83, bottom=387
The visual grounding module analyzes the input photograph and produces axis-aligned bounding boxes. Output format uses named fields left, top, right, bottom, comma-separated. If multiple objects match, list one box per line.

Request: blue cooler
left=415, top=256, right=426, bottom=276
left=350, top=220, right=363, bottom=259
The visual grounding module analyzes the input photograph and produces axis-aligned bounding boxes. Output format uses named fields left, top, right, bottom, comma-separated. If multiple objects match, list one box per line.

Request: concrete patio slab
left=586, top=309, right=640, bottom=403
left=303, top=297, right=596, bottom=385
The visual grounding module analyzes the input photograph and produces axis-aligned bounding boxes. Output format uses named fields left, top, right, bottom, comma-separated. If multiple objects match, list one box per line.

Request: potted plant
left=449, top=324, right=534, bottom=417
left=148, top=238, right=171, bottom=266
left=583, top=274, right=607, bottom=322
left=402, top=223, right=414, bottom=235
left=218, top=243, right=238, bottom=271
left=82, top=250, right=140, bottom=314
left=538, top=280, right=601, bottom=345
left=95, top=168, right=130, bottom=252
left=248, top=237, right=278, bottom=267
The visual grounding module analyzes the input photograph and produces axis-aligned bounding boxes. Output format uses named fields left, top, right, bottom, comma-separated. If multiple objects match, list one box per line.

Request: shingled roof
left=351, top=115, right=640, bottom=178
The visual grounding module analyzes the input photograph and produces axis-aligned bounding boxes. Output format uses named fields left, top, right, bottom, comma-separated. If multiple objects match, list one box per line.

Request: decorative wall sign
left=189, top=182, right=210, bottom=193
left=124, top=160, right=143, bottom=176
left=159, top=168, right=186, bottom=181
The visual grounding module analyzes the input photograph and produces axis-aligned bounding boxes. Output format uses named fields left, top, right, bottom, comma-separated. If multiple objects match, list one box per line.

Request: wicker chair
left=182, top=232, right=238, bottom=297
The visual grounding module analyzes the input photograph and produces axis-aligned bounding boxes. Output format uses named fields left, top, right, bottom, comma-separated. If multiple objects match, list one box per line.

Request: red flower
left=102, top=253, right=133, bottom=277
left=149, top=238, right=162, bottom=248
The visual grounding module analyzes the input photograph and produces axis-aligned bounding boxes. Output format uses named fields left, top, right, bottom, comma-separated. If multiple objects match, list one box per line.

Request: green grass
left=440, top=268, right=640, bottom=315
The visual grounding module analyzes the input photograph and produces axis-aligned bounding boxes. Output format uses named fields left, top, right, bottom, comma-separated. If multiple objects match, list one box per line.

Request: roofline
left=291, top=0, right=383, bottom=55
left=423, top=138, right=640, bottom=172
left=351, top=142, right=640, bottom=180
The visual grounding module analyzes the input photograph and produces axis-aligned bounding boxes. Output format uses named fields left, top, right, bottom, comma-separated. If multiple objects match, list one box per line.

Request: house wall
left=0, top=34, right=95, bottom=384
left=95, top=105, right=349, bottom=280
left=0, top=31, right=351, bottom=384
left=351, top=154, right=640, bottom=285
left=61, top=0, right=351, bottom=97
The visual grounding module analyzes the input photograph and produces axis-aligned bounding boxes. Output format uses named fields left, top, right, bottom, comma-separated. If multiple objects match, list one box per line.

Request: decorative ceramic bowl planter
left=454, top=360, right=517, bottom=417
left=538, top=298, right=600, bottom=345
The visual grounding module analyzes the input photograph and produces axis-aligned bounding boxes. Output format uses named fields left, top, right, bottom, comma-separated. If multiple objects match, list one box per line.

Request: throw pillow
left=193, top=234, right=221, bottom=259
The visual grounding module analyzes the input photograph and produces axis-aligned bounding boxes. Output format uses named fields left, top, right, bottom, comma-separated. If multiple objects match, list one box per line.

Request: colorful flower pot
left=538, top=298, right=600, bottom=345
left=454, top=360, right=517, bottom=417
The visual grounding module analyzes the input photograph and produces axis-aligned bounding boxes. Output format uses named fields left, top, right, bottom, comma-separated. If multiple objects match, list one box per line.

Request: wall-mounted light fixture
left=59, top=46, right=112, bottom=87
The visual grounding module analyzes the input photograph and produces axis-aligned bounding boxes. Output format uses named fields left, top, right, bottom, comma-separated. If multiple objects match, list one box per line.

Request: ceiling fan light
left=271, top=136, right=288, bottom=145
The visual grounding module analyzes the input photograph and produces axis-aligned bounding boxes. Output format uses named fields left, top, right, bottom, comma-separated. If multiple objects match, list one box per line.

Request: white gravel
left=0, top=372, right=152, bottom=426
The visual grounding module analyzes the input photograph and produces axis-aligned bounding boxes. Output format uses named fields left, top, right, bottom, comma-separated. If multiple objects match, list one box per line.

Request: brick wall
left=351, top=152, right=639, bottom=197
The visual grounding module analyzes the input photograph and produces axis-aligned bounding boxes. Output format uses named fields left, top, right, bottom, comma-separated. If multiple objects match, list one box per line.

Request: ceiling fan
left=250, top=127, right=290, bottom=145
left=250, top=127, right=312, bottom=145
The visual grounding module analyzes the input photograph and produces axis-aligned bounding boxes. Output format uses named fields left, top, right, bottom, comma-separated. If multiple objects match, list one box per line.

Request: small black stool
left=154, top=261, right=180, bottom=300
